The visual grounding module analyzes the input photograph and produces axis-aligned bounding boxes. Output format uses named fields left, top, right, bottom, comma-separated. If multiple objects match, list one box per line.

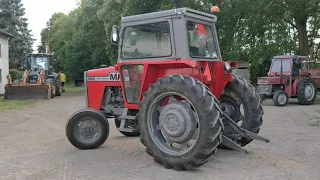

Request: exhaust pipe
left=173, top=0, right=181, bottom=8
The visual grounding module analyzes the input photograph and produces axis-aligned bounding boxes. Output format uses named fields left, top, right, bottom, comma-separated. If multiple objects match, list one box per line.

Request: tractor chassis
left=106, top=106, right=270, bottom=153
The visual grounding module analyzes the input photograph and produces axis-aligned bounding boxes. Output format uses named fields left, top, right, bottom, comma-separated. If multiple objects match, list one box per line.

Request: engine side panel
left=86, top=67, right=121, bottom=110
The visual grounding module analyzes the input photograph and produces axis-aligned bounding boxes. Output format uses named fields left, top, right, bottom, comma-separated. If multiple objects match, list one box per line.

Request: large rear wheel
left=139, top=75, right=223, bottom=171
left=220, top=75, right=263, bottom=147
left=297, top=78, right=317, bottom=105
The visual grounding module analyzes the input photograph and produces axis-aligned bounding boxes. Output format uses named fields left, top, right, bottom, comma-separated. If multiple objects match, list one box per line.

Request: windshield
left=27, top=55, right=50, bottom=70
left=121, top=21, right=171, bottom=59
left=270, top=59, right=291, bottom=73
left=187, top=21, right=218, bottom=59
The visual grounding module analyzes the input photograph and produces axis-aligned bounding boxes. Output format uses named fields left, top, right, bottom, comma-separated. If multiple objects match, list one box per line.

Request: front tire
left=65, top=109, right=110, bottom=149
left=139, top=75, right=223, bottom=171
left=220, top=75, right=263, bottom=147
left=297, top=78, right=317, bottom=105
left=273, top=90, right=288, bottom=107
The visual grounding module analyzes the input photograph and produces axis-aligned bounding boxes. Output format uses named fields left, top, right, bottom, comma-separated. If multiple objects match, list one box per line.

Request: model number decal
left=87, top=73, right=120, bottom=82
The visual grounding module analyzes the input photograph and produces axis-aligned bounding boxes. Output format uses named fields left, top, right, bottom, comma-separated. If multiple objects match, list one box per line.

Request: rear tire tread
left=138, top=75, right=223, bottom=171
left=297, top=78, right=317, bottom=105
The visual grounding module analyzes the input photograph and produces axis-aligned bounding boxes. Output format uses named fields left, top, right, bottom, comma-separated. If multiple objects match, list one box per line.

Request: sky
left=22, top=0, right=79, bottom=52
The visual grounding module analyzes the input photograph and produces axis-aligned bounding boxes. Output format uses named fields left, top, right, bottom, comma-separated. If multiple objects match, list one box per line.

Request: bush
left=9, top=69, right=24, bottom=80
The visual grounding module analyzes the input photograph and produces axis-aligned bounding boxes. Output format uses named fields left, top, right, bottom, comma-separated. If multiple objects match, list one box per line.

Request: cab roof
left=26, top=53, right=51, bottom=57
left=121, top=7, right=217, bottom=23
left=273, top=55, right=308, bottom=59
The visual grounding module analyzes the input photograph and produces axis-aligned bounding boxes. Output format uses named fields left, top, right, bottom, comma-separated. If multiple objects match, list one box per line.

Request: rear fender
left=118, top=60, right=231, bottom=110
left=292, top=76, right=306, bottom=96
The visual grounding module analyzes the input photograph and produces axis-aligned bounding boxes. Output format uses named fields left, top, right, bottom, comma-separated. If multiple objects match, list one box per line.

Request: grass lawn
left=0, top=85, right=84, bottom=113
left=64, top=85, right=84, bottom=94
left=0, top=96, right=39, bottom=112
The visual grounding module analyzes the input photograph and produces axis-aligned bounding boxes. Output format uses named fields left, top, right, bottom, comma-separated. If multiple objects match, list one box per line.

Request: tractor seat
left=292, top=69, right=299, bottom=76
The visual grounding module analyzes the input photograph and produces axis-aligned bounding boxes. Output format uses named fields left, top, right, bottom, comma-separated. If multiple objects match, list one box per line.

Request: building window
left=0, top=69, right=2, bottom=83
left=0, top=44, right=2, bottom=57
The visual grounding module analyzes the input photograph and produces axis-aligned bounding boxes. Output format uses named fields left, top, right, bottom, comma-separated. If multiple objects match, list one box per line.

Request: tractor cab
left=27, top=53, right=53, bottom=71
left=26, top=53, right=54, bottom=83
left=112, top=8, right=221, bottom=62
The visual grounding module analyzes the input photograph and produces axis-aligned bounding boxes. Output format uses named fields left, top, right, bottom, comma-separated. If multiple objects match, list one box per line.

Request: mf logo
left=109, top=73, right=120, bottom=81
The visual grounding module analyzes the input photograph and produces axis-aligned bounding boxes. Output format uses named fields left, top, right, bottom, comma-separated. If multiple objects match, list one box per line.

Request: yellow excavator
left=4, top=43, right=62, bottom=100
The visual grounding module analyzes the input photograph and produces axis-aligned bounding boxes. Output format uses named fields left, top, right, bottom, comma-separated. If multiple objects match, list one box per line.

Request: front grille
left=257, top=85, right=272, bottom=95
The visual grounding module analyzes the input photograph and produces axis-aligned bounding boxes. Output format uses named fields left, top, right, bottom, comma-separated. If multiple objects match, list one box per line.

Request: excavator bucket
left=4, top=84, right=51, bottom=101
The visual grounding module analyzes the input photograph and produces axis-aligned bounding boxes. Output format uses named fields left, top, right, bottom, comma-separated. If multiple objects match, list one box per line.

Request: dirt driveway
left=0, top=94, right=320, bottom=180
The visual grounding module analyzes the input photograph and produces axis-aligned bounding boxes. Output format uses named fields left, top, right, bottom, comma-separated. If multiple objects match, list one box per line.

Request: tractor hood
left=87, top=66, right=120, bottom=82
left=257, top=77, right=287, bottom=85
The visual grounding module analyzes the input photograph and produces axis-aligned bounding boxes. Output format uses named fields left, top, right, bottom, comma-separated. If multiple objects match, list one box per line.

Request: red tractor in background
left=257, top=55, right=320, bottom=107
left=65, top=4, right=269, bottom=171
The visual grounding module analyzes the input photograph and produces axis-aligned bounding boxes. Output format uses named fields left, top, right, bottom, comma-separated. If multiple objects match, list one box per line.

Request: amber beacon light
left=211, top=6, right=220, bottom=13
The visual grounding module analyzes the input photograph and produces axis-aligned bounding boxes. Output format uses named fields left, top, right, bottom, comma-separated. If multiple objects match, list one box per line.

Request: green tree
left=37, top=12, right=65, bottom=53
left=0, top=0, right=34, bottom=69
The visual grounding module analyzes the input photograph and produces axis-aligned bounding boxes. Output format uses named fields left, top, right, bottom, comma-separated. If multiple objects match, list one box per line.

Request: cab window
left=121, top=21, right=172, bottom=59
left=187, top=21, right=218, bottom=59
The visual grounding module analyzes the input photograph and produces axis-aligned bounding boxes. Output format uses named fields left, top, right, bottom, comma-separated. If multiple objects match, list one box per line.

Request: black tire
left=55, top=77, right=62, bottom=96
left=272, top=90, right=288, bottom=107
left=220, top=75, right=263, bottom=147
left=114, top=118, right=140, bottom=137
left=47, top=78, right=56, bottom=98
left=138, top=75, right=223, bottom=171
left=65, top=108, right=110, bottom=149
left=297, top=78, right=317, bottom=105
left=51, top=86, right=56, bottom=98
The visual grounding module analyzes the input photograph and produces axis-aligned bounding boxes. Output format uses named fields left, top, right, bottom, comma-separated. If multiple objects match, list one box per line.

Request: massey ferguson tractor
left=257, top=55, right=319, bottom=107
left=65, top=5, right=269, bottom=171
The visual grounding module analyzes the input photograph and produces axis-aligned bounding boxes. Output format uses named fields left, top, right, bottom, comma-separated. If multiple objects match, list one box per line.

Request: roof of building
left=0, top=29, right=14, bottom=38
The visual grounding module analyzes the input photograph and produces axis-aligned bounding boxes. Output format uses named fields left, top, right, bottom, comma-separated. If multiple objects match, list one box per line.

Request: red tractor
left=65, top=5, right=269, bottom=171
left=257, top=55, right=320, bottom=107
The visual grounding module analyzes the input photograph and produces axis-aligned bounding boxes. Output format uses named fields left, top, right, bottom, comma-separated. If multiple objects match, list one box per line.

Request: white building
left=0, top=29, right=13, bottom=95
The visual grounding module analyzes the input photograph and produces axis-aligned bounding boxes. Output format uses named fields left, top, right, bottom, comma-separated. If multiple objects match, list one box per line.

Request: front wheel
left=139, top=75, right=223, bottom=171
left=273, top=90, right=288, bottom=107
left=65, top=109, right=110, bottom=149
left=220, top=75, right=263, bottom=147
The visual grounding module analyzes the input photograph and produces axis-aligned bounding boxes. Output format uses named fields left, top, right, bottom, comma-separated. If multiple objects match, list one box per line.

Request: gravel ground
left=0, top=94, right=320, bottom=180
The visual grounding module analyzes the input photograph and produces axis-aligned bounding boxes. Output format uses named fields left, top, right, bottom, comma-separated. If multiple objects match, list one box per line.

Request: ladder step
left=118, top=115, right=136, bottom=120
left=118, top=128, right=138, bottom=133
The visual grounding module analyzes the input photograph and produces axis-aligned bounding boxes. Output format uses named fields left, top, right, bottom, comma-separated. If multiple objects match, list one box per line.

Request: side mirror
left=111, top=25, right=119, bottom=45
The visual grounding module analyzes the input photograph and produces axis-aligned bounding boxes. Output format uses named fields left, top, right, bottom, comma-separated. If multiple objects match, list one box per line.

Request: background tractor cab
left=26, top=53, right=55, bottom=83
left=66, top=5, right=268, bottom=171
left=257, top=55, right=319, bottom=107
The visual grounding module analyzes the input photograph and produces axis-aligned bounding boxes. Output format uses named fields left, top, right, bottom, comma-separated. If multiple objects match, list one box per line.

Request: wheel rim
left=220, top=90, right=244, bottom=126
left=74, top=118, right=101, bottom=143
left=304, top=83, right=315, bottom=101
left=147, top=92, right=200, bottom=156
left=277, top=93, right=287, bottom=105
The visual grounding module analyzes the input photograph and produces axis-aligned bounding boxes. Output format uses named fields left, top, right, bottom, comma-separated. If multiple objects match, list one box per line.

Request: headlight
left=224, top=62, right=231, bottom=71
